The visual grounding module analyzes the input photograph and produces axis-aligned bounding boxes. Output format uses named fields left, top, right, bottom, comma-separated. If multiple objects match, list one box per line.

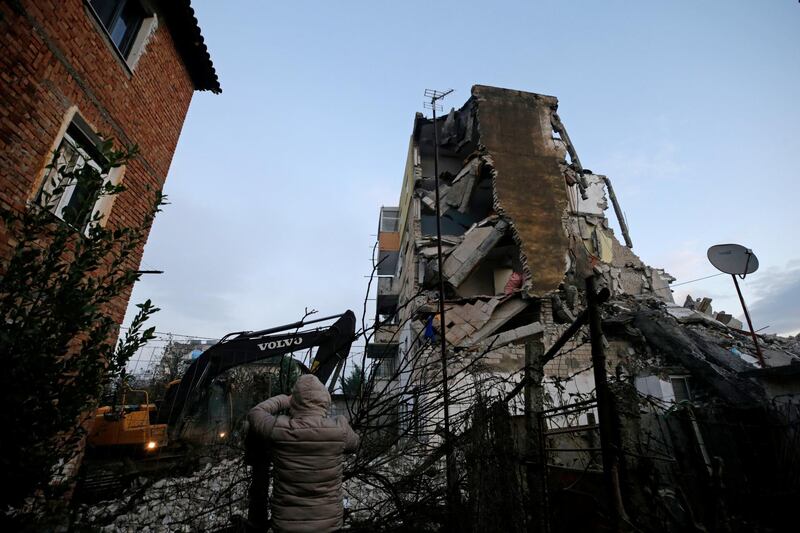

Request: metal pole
left=601, top=176, right=633, bottom=249
left=586, top=276, right=627, bottom=530
left=524, top=337, right=549, bottom=533
left=731, top=274, right=766, bottom=368
left=431, top=95, right=459, bottom=524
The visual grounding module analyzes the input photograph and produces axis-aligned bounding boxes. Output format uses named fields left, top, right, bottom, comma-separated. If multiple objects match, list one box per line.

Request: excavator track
left=75, top=450, right=195, bottom=503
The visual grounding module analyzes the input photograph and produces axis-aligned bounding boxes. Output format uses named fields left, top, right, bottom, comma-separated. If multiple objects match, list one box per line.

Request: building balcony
left=376, top=276, right=399, bottom=317
left=374, top=323, right=400, bottom=344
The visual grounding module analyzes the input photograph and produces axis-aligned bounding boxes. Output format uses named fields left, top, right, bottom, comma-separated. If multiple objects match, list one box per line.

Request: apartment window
left=398, top=400, right=412, bottom=435
left=37, top=120, right=108, bottom=232
left=380, top=208, right=400, bottom=232
left=374, top=357, right=396, bottom=379
left=89, top=0, right=147, bottom=57
left=670, top=376, right=692, bottom=403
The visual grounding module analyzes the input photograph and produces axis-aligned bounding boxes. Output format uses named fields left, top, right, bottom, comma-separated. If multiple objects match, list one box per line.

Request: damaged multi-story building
left=373, top=85, right=675, bottom=420
left=367, top=85, right=800, bottom=531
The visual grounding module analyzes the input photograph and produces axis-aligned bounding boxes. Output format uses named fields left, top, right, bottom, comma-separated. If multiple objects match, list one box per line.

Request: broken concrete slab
left=480, top=322, right=544, bottom=351
left=715, top=312, right=744, bottom=331
left=695, top=297, right=713, bottom=315
left=442, top=219, right=508, bottom=287
left=446, top=158, right=480, bottom=213
left=427, top=296, right=507, bottom=345
left=665, top=304, right=726, bottom=328
left=632, top=309, right=766, bottom=406
left=461, top=297, right=531, bottom=346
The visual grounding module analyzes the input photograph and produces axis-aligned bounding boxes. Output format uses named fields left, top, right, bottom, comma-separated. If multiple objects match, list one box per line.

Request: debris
left=73, top=458, right=249, bottom=532
left=442, top=219, right=508, bottom=287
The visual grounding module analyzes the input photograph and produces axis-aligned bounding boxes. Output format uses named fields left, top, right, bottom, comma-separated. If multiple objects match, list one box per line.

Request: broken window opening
left=366, top=343, right=399, bottom=360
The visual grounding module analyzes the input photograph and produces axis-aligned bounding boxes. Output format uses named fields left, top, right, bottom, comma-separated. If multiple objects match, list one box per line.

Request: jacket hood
left=290, top=374, right=331, bottom=417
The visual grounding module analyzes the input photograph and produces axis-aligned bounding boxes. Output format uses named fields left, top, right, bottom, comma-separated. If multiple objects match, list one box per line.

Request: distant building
left=0, top=0, right=220, bottom=324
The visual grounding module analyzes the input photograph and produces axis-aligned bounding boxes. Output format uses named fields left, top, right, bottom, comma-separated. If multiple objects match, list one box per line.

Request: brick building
left=0, top=0, right=220, bottom=324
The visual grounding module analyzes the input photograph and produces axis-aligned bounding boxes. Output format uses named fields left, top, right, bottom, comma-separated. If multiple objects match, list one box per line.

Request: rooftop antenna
left=707, top=244, right=765, bottom=367
left=424, top=87, right=458, bottom=520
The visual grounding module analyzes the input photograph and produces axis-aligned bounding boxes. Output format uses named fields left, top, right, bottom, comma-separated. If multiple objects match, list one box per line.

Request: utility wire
left=117, top=326, right=218, bottom=341
left=670, top=272, right=725, bottom=288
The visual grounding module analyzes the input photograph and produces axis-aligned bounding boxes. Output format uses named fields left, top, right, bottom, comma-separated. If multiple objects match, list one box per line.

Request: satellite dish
left=707, top=243, right=765, bottom=367
left=707, top=244, right=759, bottom=277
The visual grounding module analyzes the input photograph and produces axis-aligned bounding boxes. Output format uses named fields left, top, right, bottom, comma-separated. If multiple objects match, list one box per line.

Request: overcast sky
left=124, top=0, right=799, bottom=345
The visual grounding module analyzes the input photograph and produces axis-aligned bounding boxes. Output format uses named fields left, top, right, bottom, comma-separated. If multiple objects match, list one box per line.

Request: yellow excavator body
left=87, top=388, right=169, bottom=452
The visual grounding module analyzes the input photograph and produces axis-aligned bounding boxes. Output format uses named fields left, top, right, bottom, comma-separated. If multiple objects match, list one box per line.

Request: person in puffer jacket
left=247, top=374, right=360, bottom=532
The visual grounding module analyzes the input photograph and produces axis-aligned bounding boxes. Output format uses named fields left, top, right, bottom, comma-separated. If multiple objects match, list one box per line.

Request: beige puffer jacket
left=248, top=374, right=359, bottom=533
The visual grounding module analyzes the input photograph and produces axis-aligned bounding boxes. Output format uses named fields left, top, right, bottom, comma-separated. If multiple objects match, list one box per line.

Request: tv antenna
left=707, top=244, right=765, bottom=367
left=423, top=88, right=453, bottom=114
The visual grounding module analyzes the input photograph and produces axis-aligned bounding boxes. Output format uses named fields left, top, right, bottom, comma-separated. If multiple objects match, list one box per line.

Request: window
left=398, top=400, right=413, bottom=435
left=89, top=0, right=147, bottom=58
left=374, top=357, right=396, bottom=379
left=36, top=119, right=109, bottom=232
left=380, top=207, right=400, bottom=232
left=670, top=376, right=692, bottom=403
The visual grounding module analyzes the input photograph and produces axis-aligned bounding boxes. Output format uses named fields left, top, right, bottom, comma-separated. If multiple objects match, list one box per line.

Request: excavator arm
left=158, top=310, right=356, bottom=433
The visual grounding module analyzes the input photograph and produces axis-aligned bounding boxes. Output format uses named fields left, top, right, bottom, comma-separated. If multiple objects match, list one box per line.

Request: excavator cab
left=87, top=387, right=168, bottom=453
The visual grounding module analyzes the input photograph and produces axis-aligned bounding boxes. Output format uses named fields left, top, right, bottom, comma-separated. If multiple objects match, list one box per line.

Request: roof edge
left=158, top=0, right=221, bottom=94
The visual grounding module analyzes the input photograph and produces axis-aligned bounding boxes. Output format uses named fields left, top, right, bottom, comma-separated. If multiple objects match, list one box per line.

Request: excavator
left=82, top=311, right=356, bottom=481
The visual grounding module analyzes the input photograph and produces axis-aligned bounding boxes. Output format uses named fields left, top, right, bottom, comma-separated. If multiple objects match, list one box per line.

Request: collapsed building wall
left=473, top=86, right=571, bottom=297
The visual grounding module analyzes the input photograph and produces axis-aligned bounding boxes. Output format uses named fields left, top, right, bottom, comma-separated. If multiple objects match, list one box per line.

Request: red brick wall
left=0, top=0, right=197, bottom=325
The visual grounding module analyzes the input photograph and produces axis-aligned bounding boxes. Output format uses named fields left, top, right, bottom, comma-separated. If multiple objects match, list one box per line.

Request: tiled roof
left=159, top=0, right=221, bottom=93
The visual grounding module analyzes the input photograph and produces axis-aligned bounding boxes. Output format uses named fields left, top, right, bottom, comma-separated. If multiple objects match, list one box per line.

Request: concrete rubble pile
left=342, top=455, right=440, bottom=525
left=74, top=458, right=249, bottom=532
left=603, top=294, right=800, bottom=399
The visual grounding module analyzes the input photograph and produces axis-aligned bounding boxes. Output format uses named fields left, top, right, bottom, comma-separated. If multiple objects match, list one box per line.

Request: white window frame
left=34, top=110, right=125, bottom=236
left=39, top=130, right=104, bottom=222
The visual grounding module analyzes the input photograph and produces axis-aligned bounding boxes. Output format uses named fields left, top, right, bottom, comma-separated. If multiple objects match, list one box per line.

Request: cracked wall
left=472, top=85, right=571, bottom=297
